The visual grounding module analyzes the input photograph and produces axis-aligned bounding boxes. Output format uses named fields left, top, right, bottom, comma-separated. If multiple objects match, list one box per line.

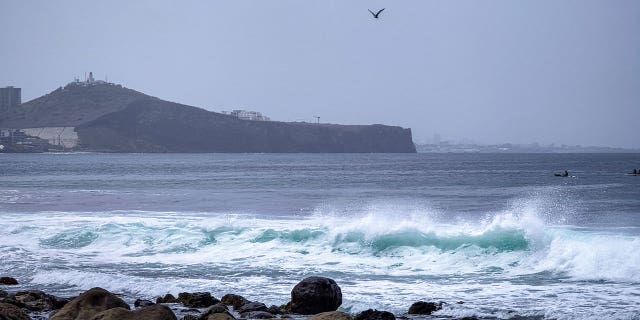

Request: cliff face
left=1, top=83, right=416, bottom=153
left=76, top=99, right=416, bottom=153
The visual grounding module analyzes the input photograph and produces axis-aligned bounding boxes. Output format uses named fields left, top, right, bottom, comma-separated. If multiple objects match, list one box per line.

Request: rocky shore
left=0, top=276, right=477, bottom=320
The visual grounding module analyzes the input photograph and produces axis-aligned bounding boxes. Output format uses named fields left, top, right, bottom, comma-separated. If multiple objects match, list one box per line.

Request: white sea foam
left=1, top=199, right=640, bottom=318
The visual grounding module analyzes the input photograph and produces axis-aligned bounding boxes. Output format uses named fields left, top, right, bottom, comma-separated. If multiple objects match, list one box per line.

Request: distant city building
left=0, top=86, right=21, bottom=112
left=222, top=109, right=271, bottom=121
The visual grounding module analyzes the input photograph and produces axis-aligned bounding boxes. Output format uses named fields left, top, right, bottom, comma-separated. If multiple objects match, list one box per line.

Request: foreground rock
left=290, top=277, right=342, bottom=315
left=407, top=301, right=442, bottom=315
left=157, top=294, right=179, bottom=304
left=89, top=304, right=177, bottom=320
left=0, top=277, right=18, bottom=285
left=220, top=294, right=249, bottom=310
left=11, top=290, right=68, bottom=311
left=178, top=292, right=219, bottom=308
left=135, top=298, right=155, bottom=308
left=51, top=287, right=130, bottom=320
left=354, top=309, right=395, bottom=320
left=199, top=304, right=236, bottom=320
left=0, top=302, right=30, bottom=320
left=310, top=311, right=353, bottom=320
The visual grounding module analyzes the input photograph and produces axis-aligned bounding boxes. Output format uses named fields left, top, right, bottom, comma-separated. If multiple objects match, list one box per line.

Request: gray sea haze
left=1, top=153, right=639, bottom=319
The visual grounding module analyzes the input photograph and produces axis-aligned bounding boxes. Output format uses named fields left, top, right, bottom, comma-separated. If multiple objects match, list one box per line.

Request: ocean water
left=0, top=153, right=639, bottom=319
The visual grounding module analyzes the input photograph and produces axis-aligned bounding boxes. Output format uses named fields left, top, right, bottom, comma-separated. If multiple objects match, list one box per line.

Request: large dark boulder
left=407, top=301, right=442, bottom=315
left=177, top=292, right=218, bottom=308
left=0, top=302, right=30, bottom=320
left=50, top=287, right=130, bottom=320
left=220, top=294, right=249, bottom=310
left=89, top=304, right=177, bottom=320
left=354, top=309, right=395, bottom=320
left=0, top=278, right=18, bottom=285
left=290, top=277, right=342, bottom=315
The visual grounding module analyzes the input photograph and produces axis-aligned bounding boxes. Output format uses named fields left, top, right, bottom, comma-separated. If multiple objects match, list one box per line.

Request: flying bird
left=368, top=8, right=385, bottom=19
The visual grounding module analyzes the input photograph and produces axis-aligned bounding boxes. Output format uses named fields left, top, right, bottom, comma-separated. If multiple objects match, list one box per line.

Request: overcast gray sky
left=1, top=1, right=639, bottom=147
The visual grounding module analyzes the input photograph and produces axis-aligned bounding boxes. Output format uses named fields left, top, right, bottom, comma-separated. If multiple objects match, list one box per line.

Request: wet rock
left=0, top=302, right=30, bottom=320
left=0, top=290, right=7, bottom=299
left=266, top=305, right=284, bottom=315
left=157, top=294, right=179, bottom=304
left=290, top=277, right=342, bottom=315
left=239, top=311, right=273, bottom=319
left=182, top=316, right=199, bottom=320
left=52, top=296, right=74, bottom=310
left=238, top=302, right=267, bottom=314
left=50, top=287, right=130, bottom=320
left=310, top=311, right=353, bottom=320
left=13, top=290, right=56, bottom=311
left=0, top=278, right=18, bottom=285
left=201, top=303, right=229, bottom=316
left=178, top=292, right=219, bottom=308
left=220, top=294, right=249, bottom=310
left=407, top=301, right=442, bottom=315
left=202, top=313, right=235, bottom=320
left=89, top=304, right=177, bottom=320
left=354, top=309, right=395, bottom=320
left=459, top=317, right=479, bottom=320
left=135, top=298, right=155, bottom=308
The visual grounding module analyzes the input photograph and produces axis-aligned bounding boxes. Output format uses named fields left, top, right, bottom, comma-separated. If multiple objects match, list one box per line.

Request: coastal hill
left=0, top=82, right=416, bottom=153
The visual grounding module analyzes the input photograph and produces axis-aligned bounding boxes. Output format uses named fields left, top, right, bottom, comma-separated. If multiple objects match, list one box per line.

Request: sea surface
left=1, top=153, right=639, bottom=319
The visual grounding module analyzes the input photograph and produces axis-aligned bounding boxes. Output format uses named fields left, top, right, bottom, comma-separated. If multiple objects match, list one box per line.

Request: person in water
left=563, top=170, right=569, bottom=177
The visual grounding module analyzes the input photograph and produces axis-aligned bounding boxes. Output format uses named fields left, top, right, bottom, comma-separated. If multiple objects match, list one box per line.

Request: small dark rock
left=240, top=311, right=274, bottom=319
left=90, top=304, right=177, bottom=320
left=182, top=315, right=199, bottom=320
left=267, top=305, right=284, bottom=315
left=0, top=277, right=18, bottom=285
left=354, top=309, right=395, bottom=320
left=14, top=290, right=56, bottom=311
left=310, top=311, right=352, bottom=320
left=459, top=317, right=479, bottom=320
left=290, top=276, right=342, bottom=315
left=201, top=303, right=229, bottom=315
left=407, top=301, right=442, bottom=315
left=157, top=293, right=179, bottom=304
left=51, top=295, right=73, bottom=310
left=220, top=294, right=250, bottom=310
left=203, top=313, right=236, bottom=320
left=178, top=292, right=219, bottom=308
left=238, top=301, right=267, bottom=313
left=134, top=298, right=155, bottom=308
left=0, top=302, right=30, bottom=320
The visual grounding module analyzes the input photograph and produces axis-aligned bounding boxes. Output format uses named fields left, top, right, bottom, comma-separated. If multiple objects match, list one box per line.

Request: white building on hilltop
left=222, top=109, right=271, bottom=121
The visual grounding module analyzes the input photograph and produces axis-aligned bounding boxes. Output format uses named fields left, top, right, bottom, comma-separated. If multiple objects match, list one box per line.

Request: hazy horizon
left=1, top=1, right=639, bottom=148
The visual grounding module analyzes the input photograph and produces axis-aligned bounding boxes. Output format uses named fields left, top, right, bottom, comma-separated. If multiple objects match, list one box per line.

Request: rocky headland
left=0, top=276, right=478, bottom=320
left=0, top=82, right=416, bottom=153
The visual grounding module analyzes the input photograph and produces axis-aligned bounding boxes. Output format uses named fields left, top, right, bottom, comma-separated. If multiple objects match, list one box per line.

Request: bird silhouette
left=368, top=8, right=385, bottom=19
